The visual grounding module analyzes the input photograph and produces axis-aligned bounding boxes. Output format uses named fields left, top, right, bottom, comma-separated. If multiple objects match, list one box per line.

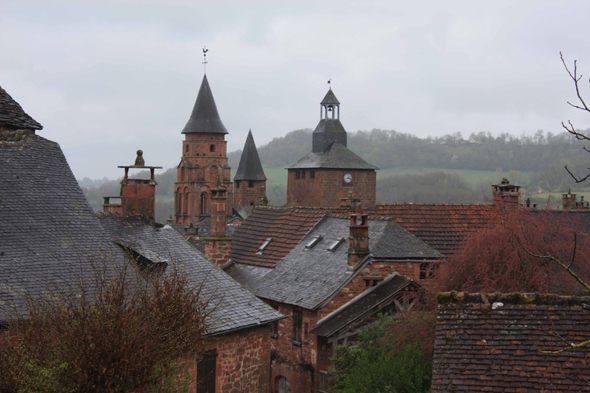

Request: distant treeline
left=80, top=128, right=590, bottom=221
left=229, top=128, right=587, bottom=173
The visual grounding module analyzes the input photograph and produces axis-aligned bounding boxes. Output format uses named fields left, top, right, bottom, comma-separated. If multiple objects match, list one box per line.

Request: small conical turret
left=234, top=130, right=267, bottom=181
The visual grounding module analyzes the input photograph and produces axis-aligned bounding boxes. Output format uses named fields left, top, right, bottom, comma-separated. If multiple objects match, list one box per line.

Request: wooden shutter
left=197, top=349, right=217, bottom=393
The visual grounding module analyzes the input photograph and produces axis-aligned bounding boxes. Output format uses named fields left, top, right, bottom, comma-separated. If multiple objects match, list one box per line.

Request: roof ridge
left=438, top=292, right=590, bottom=306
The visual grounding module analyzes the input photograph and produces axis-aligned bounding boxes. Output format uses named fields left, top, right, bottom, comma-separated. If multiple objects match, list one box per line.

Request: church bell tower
left=174, top=75, right=233, bottom=225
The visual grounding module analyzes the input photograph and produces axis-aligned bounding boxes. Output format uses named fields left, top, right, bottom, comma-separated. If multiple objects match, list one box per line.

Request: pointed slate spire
left=234, top=130, right=267, bottom=181
left=181, top=75, right=228, bottom=134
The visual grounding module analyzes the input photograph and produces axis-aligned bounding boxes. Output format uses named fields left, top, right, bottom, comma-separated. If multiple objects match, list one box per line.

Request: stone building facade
left=287, top=89, right=378, bottom=209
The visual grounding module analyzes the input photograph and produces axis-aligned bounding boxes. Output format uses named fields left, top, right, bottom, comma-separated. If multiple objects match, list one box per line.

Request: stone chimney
left=203, top=176, right=232, bottom=267
left=347, top=204, right=370, bottom=270
left=562, top=189, right=590, bottom=210
left=104, top=150, right=162, bottom=222
left=491, top=178, right=521, bottom=210
left=340, top=191, right=361, bottom=212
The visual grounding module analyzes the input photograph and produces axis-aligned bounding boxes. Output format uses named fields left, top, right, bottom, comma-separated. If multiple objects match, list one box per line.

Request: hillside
left=81, top=128, right=590, bottom=222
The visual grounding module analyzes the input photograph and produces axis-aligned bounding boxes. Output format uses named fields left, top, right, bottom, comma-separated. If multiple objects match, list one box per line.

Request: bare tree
left=561, top=52, right=590, bottom=182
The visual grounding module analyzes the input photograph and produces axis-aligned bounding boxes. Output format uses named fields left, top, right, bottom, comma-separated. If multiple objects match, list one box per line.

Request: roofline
left=311, top=276, right=421, bottom=337
left=205, top=315, right=287, bottom=337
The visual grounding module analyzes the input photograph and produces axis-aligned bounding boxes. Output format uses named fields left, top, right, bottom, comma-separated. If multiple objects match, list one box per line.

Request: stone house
left=225, top=206, right=440, bottom=392
left=0, top=86, right=284, bottom=393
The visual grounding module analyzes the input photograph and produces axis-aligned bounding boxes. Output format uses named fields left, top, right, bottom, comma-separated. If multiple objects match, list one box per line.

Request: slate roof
left=0, top=131, right=123, bottom=322
left=432, top=292, right=590, bottom=393
left=0, top=87, right=43, bottom=130
left=228, top=214, right=438, bottom=310
left=320, top=89, right=340, bottom=105
left=311, top=274, right=417, bottom=337
left=234, top=130, right=267, bottom=181
left=181, top=75, right=228, bottom=135
left=97, top=214, right=284, bottom=335
left=230, top=207, right=326, bottom=268
left=288, top=142, right=378, bottom=170
left=375, top=203, right=498, bottom=256
left=372, top=221, right=442, bottom=259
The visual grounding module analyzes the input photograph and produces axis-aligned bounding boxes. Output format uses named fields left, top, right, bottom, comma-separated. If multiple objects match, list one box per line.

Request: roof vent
left=305, top=235, right=323, bottom=249
left=327, top=238, right=345, bottom=252
left=257, top=238, right=272, bottom=254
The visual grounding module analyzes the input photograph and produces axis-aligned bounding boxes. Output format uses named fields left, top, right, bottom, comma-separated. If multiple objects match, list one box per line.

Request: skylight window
left=305, top=235, right=323, bottom=249
left=327, top=238, right=345, bottom=252
left=257, top=238, right=272, bottom=254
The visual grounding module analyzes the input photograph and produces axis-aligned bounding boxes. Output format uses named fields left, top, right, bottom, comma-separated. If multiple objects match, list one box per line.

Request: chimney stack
left=104, top=150, right=162, bottom=222
left=348, top=204, right=370, bottom=270
left=491, top=178, right=521, bottom=210
left=203, top=176, right=232, bottom=267
left=562, top=189, right=590, bottom=210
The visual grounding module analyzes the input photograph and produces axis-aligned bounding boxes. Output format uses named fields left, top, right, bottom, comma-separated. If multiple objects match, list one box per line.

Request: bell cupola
left=312, top=89, right=347, bottom=153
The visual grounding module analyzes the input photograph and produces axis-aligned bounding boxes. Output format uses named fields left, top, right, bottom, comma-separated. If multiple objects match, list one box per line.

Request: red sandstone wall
left=175, top=134, right=233, bottom=225
left=204, top=239, right=231, bottom=267
left=286, top=169, right=376, bottom=209
left=187, top=326, right=272, bottom=393
left=234, top=180, right=266, bottom=207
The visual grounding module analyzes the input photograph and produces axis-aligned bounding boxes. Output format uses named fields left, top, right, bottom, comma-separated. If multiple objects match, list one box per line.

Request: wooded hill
left=80, top=128, right=590, bottom=223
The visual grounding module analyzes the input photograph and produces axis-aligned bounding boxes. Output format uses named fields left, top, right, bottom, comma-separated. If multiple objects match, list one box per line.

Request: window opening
left=196, top=349, right=217, bottom=393
left=210, top=144, right=215, bottom=152
left=310, top=171, right=315, bottom=179
left=327, top=238, right=345, bottom=252
left=248, top=181, right=254, bottom=188
left=185, top=144, right=189, bottom=153
left=235, top=181, right=240, bottom=189
left=269, top=301, right=279, bottom=339
left=295, top=171, right=300, bottom=180
left=301, top=171, right=306, bottom=179
left=420, top=262, right=436, bottom=279
left=292, top=307, right=302, bottom=345
left=257, top=238, right=272, bottom=254
left=305, top=235, right=323, bottom=249
left=200, top=193, right=207, bottom=215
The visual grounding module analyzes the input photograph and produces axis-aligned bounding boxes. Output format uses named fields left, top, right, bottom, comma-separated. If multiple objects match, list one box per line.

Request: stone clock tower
left=286, top=88, right=378, bottom=209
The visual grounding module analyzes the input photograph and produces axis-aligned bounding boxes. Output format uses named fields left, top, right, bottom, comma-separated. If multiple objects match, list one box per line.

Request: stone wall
left=286, top=169, right=376, bottom=209
left=234, top=180, right=266, bottom=207
left=187, top=325, right=272, bottom=393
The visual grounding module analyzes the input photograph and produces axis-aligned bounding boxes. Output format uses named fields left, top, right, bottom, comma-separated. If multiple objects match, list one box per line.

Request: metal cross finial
left=203, top=46, right=209, bottom=74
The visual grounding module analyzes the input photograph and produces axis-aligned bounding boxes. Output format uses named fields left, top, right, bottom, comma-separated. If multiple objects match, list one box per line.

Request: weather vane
left=203, top=46, right=209, bottom=74
left=327, top=76, right=331, bottom=89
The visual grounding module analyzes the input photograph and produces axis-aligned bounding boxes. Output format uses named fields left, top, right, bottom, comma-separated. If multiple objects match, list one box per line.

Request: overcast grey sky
left=2, top=0, right=589, bottom=179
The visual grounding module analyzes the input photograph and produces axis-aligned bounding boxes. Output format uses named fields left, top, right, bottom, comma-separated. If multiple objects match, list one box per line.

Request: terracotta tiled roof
left=433, top=292, right=590, bottom=393
left=375, top=203, right=498, bottom=256
left=230, top=206, right=326, bottom=268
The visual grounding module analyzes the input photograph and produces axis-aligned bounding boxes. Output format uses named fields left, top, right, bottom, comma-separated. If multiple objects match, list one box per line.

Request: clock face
left=343, top=173, right=353, bottom=183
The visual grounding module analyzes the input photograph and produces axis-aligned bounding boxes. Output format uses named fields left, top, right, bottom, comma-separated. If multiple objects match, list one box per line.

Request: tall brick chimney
left=203, top=176, right=232, bottom=267
left=562, top=189, right=590, bottom=210
left=104, top=150, right=162, bottom=222
left=491, top=178, right=521, bottom=210
left=348, top=204, right=370, bottom=270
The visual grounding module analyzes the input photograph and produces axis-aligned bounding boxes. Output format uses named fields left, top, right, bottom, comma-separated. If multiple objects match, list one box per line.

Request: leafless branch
left=561, top=51, right=590, bottom=113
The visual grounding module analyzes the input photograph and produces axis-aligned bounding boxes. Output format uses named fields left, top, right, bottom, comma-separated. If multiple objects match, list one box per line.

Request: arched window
left=177, top=193, right=182, bottom=214
left=180, top=166, right=185, bottom=182
left=210, top=144, right=215, bottom=153
left=183, top=188, right=188, bottom=214
left=185, top=144, right=189, bottom=154
left=200, top=193, right=207, bottom=215
left=276, top=376, right=291, bottom=393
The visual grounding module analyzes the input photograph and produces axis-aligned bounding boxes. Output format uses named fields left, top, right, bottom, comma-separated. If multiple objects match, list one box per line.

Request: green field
left=232, top=167, right=533, bottom=189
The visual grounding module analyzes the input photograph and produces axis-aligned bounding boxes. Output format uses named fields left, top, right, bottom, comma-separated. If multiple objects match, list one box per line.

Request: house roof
left=228, top=214, right=439, bottom=310
left=0, top=87, right=43, bottom=130
left=233, top=130, right=267, bottom=181
left=288, top=142, right=378, bottom=170
left=320, top=89, right=340, bottom=105
left=230, top=206, right=326, bottom=268
left=0, top=131, right=123, bottom=322
left=97, top=214, right=284, bottom=335
left=311, top=274, right=417, bottom=337
left=181, top=75, right=228, bottom=135
left=432, top=292, right=590, bottom=393
left=375, top=203, right=498, bottom=256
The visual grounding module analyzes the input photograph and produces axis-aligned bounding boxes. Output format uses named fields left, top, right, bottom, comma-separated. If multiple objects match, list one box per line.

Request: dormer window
left=327, top=238, right=345, bottom=252
left=305, top=236, right=323, bottom=249
left=257, top=238, right=272, bottom=254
